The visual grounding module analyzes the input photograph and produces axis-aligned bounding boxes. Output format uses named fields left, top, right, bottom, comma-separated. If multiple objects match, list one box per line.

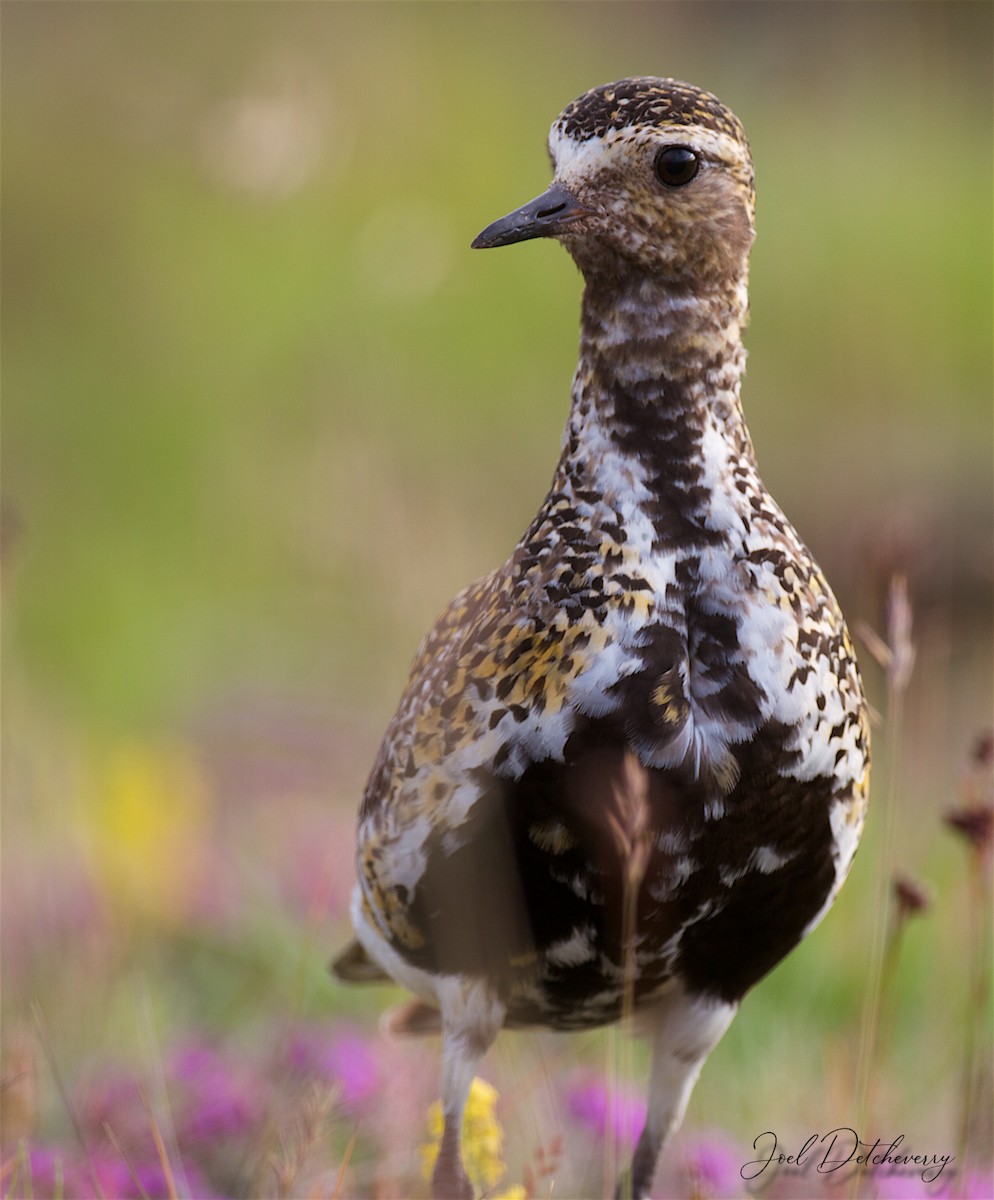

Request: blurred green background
left=3, top=1, right=992, bottom=1195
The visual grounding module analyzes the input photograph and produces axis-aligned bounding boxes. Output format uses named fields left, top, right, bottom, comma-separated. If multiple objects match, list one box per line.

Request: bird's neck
left=559, top=273, right=758, bottom=542
left=574, top=273, right=751, bottom=443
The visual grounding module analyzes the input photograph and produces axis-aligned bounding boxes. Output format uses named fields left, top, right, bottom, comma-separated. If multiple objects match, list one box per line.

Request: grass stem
left=850, top=575, right=915, bottom=1198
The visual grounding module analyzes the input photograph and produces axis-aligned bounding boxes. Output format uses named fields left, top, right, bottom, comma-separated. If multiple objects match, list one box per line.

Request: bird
left=333, top=76, right=871, bottom=1200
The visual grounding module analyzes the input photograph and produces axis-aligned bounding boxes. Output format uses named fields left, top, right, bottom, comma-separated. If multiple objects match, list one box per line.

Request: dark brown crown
left=556, top=77, right=746, bottom=145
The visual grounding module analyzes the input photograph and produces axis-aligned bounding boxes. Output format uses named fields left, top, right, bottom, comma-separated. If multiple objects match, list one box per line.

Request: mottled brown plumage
left=335, top=77, right=870, bottom=1199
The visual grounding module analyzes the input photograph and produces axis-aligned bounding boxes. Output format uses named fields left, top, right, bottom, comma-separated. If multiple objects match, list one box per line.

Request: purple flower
left=933, top=1167, right=994, bottom=1200
left=92, top=1153, right=170, bottom=1199
left=869, top=1164, right=993, bottom=1200
left=19, top=1146, right=74, bottom=1199
left=681, top=1131, right=744, bottom=1198
left=170, top=1040, right=263, bottom=1143
left=15, top=1145, right=175, bottom=1200
left=326, top=1031, right=378, bottom=1107
left=567, top=1077, right=647, bottom=1148
left=90, top=1151, right=222, bottom=1199
left=286, top=1025, right=378, bottom=1108
left=872, top=1171, right=930, bottom=1199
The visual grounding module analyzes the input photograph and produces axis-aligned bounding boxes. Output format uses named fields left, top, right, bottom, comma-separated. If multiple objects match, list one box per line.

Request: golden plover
left=335, top=76, right=870, bottom=1199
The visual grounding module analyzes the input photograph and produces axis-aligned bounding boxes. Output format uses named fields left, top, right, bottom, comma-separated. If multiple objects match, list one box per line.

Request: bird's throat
left=578, top=273, right=749, bottom=409
left=565, top=275, right=757, bottom=511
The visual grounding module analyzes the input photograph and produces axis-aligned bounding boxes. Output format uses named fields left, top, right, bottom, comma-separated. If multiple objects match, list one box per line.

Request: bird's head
left=473, top=77, right=755, bottom=291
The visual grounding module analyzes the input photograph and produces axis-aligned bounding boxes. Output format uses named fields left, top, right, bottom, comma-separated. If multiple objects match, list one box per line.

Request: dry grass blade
left=850, top=575, right=915, bottom=1199
left=141, top=1088, right=180, bottom=1200
left=945, top=734, right=994, bottom=1189
left=103, top=1123, right=152, bottom=1200
left=604, top=750, right=654, bottom=1200
left=0, top=1145, right=26, bottom=1195
left=269, top=1080, right=339, bottom=1199
left=31, top=1004, right=106, bottom=1200
left=331, top=1131, right=358, bottom=1200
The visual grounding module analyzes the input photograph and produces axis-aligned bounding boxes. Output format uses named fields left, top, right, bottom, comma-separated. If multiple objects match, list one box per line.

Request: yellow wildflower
left=421, top=1076, right=513, bottom=1193
left=80, top=740, right=210, bottom=924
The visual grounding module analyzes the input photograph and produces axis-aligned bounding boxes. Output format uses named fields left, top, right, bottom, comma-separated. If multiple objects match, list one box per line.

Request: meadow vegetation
left=3, top=4, right=991, bottom=1197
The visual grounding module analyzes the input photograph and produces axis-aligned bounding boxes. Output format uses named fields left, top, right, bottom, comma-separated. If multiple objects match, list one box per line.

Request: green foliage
left=3, top=4, right=991, bottom=1196
left=4, top=2, right=990, bottom=732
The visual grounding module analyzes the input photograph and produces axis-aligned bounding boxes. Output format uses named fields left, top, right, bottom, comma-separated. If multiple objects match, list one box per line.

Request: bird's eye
left=654, top=145, right=700, bottom=187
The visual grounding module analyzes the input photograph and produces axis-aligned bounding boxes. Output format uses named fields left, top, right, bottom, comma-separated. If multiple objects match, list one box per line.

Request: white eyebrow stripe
left=548, top=122, right=748, bottom=179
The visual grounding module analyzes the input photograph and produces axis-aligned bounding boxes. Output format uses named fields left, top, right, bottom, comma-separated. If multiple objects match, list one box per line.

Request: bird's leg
left=432, top=1047, right=477, bottom=1200
left=433, top=1112, right=472, bottom=1200
left=618, top=986, right=738, bottom=1200
left=431, top=980, right=506, bottom=1200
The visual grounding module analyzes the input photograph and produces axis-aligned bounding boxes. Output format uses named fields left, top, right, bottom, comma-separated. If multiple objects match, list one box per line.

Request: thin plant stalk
left=135, top=985, right=185, bottom=1200
left=103, top=1123, right=152, bottom=1200
left=607, top=751, right=652, bottom=1200
left=0, top=1145, right=26, bottom=1200
left=331, top=1131, right=357, bottom=1200
left=851, top=575, right=915, bottom=1198
left=954, top=815, right=994, bottom=1185
left=31, top=1003, right=106, bottom=1200
left=141, top=1091, right=180, bottom=1200
left=876, top=877, right=931, bottom=1045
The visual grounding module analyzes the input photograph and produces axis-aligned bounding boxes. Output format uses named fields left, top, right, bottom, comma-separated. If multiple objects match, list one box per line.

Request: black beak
left=471, top=181, right=590, bottom=249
